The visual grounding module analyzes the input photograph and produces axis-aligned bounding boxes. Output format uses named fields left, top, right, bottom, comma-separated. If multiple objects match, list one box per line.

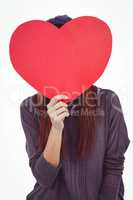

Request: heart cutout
left=9, top=16, right=112, bottom=102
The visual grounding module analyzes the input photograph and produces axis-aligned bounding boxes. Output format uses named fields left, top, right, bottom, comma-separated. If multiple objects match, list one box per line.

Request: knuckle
left=64, top=107, right=67, bottom=111
left=59, top=101, right=63, bottom=106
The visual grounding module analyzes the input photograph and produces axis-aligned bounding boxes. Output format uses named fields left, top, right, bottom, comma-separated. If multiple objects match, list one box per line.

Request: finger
left=48, top=94, right=69, bottom=108
left=54, top=101, right=68, bottom=110
left=46, top=106, right=55, bottom=114
left=57, top=111, right=69, bottom=121
left=56, top=107, right=69, bottom=116
left=47, top=102, right=67, bottom=114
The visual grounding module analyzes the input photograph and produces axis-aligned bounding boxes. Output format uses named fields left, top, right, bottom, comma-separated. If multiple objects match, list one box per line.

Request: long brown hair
left=32, top=85, right=98, bottom=161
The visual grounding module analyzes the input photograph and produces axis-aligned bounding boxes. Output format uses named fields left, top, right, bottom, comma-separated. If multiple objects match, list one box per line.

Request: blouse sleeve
left=20, top=99, right=62, bottom=189
left=98, top=91, right=130, bottom=200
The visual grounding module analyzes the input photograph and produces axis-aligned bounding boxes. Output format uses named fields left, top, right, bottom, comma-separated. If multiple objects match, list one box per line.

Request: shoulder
left=96, top=85, right=118, bottom=98
left=94, top=85, right=122, bottom=115
left=94, top=84, right=120, bottom=102
left=20, top=93, right=38, bottom=116
left=97, top=85, right=121, bottom=102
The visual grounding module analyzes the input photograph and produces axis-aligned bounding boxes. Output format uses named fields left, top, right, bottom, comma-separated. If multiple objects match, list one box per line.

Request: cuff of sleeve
left=35, top=152, right=62, bottom=188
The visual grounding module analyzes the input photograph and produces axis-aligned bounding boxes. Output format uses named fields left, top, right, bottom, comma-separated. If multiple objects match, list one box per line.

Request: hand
left=47, top=94, right=70, bottom=131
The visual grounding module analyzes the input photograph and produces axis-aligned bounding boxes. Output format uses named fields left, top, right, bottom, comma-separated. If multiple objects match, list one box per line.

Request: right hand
left=47, top=94, right=70, bottom=131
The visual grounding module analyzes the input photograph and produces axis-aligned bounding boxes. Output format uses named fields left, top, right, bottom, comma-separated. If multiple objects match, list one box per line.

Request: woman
left=20, top=15, right=130, bottom=200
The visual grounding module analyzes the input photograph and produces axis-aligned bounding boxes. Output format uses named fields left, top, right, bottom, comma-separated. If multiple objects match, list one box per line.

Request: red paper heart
left=9, top=16, right=112, bottom=102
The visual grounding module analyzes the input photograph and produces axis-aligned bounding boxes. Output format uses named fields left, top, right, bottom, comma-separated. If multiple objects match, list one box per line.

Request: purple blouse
left=20, top=85, right=130, bottom=200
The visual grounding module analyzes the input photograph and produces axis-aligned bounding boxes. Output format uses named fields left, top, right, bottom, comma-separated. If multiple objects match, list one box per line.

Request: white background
left=0, top=0, right=132, bottom=199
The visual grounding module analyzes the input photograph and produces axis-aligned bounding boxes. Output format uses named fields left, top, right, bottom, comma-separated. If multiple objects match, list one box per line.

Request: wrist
left=51, top=125, right=63, bottom=135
